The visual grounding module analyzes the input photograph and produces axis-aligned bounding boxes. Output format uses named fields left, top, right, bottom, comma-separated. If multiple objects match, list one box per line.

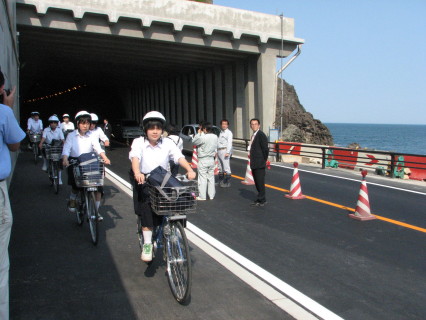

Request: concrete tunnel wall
left=124, top=54, right=276, bottom=138
left=1, top=0, right=21, bottom=183
left=16, top=0, right=303, bottom=139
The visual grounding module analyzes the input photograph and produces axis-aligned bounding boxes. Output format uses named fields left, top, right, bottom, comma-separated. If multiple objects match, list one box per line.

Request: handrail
left=232, top=138, right=426, bottom=180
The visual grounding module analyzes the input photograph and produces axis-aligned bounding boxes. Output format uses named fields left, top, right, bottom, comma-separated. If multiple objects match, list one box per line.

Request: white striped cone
left=285, top=162, right=306, bottom=200
left=214, top=155, right=219, bottom=175
left=191, top=145, right=198, bottom=169
left=349, top=171, right=376, bottom=221
left=241, top=157, right=255, bottom=185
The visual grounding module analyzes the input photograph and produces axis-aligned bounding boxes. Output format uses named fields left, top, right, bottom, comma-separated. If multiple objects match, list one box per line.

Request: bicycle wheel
left=33, top=145, right=38, bottom=164
left=86, top=191, right=98, bottom=245
left=52, top=162, right=59, bottom=194
left=76, top=191, right=84, bottom=226
left=165, top=221, right=192, bottom=303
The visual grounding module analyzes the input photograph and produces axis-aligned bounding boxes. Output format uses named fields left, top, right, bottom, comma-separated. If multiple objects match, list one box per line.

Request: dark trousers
left=129, top=170, right=161, bottom=228
left=252, top=168, right=266, bottom=202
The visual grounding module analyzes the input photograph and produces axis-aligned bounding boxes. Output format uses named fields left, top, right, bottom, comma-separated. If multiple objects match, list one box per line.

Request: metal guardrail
left=233, top=138, right=426, bottom=180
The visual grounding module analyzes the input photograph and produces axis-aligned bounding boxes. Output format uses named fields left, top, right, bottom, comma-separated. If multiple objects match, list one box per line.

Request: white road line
left=105, top=168, right=344, bottom=320
left=232, top=155, right=426, bottom=196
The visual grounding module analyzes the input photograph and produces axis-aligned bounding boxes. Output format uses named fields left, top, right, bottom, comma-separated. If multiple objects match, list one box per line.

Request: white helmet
left=142, top=111, right=166, bottom=127
left=48, top=115, right=60, bottom=122
left=62, top=113, right=70, bottom=118
left=90, top=113, right=99, bottom=122
left=75, top=110, right=91, bottom=123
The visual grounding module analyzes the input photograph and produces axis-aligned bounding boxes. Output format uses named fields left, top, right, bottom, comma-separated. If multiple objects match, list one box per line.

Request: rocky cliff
left=275, top=79, right=334, bottom=145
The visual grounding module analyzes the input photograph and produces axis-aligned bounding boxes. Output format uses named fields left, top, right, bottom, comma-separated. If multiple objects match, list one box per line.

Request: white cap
left=142, top=111, right=166, bottom=126
left=90, top=113, right=99, bottom=122
left=63, top=113, right=70, bottom=118
left=75, top=110, right=91, bottom=122
left=48, top=115, right=60, bottom=122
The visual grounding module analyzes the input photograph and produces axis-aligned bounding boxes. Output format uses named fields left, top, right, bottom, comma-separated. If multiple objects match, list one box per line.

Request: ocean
left=325, top=123, right=426, bottom=156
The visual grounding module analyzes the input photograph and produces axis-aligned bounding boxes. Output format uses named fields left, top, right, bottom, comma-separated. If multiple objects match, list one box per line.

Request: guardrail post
left=321, top=147, right=326, bottom=169
left=389, top=152, right=395, bottom=178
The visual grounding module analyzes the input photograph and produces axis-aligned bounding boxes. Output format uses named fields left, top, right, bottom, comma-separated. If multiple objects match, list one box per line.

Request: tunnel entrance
left=18, top=25, right=251, bottom=129
left=16, top=1, right=302, bottom=138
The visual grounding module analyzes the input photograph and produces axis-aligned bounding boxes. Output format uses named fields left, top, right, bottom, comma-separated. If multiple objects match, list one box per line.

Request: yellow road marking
left=232, top=174, right=426, bottom=234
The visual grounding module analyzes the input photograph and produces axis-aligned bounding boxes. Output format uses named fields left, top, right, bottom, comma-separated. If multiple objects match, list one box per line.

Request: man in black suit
left=248, top=118, right=269, bottom=206
left=102, top=118, right=112, bottom=150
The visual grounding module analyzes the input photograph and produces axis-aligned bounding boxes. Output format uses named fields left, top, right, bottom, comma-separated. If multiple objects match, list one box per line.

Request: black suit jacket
left=103, top=123, right=112, bottom=137
left=249, top=130, right=269, bottom=169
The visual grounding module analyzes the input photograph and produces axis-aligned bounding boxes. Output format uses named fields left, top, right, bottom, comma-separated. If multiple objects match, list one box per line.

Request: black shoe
left=250, top=201, right=260, bottom=207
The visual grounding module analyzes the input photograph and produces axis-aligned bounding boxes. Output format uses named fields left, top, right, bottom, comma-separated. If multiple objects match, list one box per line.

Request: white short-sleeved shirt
left=62, top=130, right=103, bottom=158
left=61, top=121, right=75, bottom=131
left=42, top=127, right=64, bottom=144
left=167, top=135, right=183, bottom=150
left=27, top=118, right=43, bottom=133
left=129, top=137, right=184, bottom=174
left=90, top=127, right=109, bottom=143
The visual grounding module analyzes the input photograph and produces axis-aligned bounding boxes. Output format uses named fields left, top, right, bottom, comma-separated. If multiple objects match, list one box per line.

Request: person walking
left=248, top=118, right=269, bottom=207
left=165, top=123, right=183, bottom=176
left=217, top=119, right=233, bottom=187
left=102, top=118, right=113, bottom=150
left=0, top=70, right=26, bottom=319
left=192, top=122, right=218, bottom=200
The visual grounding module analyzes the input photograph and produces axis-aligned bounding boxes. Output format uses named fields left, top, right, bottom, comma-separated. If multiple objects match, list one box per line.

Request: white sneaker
left=59, top=179, right=63, bottom=185
left=141, top=243, right=153, bottom=262
left=38, top=155, right=42, bottom=158
left=196, top=197, right=206, bottom=201
left=42, top=163, right=47, bottom=171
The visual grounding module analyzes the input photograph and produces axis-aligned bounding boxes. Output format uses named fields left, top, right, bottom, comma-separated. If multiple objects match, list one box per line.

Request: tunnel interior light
left=24, top=84, right=87, bottom=103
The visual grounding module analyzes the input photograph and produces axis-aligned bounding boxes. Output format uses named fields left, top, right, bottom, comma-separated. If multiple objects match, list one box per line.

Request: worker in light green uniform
left=192, top=122, right=218, bottom=200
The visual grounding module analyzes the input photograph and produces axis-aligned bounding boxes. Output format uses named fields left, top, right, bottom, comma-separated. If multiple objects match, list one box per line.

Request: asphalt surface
left=9, top=147, right=290, bottom=320
left=9, top=142, right=426, bottom=319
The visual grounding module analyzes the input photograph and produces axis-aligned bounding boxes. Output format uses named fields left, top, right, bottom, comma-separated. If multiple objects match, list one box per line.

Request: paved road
left=10, top=143, right=426, bottom=319
left=9, top=149, right=291, bottom=320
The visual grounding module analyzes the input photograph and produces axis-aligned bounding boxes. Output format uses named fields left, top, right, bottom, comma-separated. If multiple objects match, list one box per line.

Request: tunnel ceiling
left=18, top=25, right=253, bottom=97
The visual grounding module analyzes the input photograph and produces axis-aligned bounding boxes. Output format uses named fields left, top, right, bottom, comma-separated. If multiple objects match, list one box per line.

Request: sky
left=214, top=0, right=426, bottom=124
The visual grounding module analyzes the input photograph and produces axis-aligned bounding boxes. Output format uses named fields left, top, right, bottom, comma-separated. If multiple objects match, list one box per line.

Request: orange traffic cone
left=241, top=156, right=255, bottom=185
left=349, top=170, right=376, bottom=221
left=285, top=162, right=306, bottom=199
left=191, top=145, right=198, bottom=169
left=214, top=155, right=219, bottom=175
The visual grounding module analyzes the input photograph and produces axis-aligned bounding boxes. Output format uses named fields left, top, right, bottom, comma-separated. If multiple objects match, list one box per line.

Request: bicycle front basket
left=149, top=180, right=198, bottom=215
left=45, top=145, right=63, bottom=161
left=73, top=161, right=105, bottom=187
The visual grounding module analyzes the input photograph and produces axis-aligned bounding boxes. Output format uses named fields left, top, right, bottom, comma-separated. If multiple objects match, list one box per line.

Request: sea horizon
left=325, top=122, right=426, bottom=126
left=324, top=123, right=426, bottom=155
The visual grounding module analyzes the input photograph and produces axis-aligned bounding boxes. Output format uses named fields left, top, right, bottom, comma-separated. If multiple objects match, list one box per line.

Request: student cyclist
left=27, top=111, right=43, bottom=153
left=61, top=113, right=75, bottom=138
left=27, top=111, right=43, bottom=134
left=129, top=111, right=196, bottom=262
left=90, top=113, right=110, bottom=149
left=62, top=111, right=111, bottom=221
left=39, top=115, right=65, bottom=182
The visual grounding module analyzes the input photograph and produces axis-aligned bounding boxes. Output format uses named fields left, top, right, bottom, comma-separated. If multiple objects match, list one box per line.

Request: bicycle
left=28, top=131, right=41, bottom=164
left=137, top=174, right=198, bottom=304
left=70, top=158, right=105, bottom=245
left=45, top=144, right=63, bottom=194
left=63, top=129, right=74, bottom=140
